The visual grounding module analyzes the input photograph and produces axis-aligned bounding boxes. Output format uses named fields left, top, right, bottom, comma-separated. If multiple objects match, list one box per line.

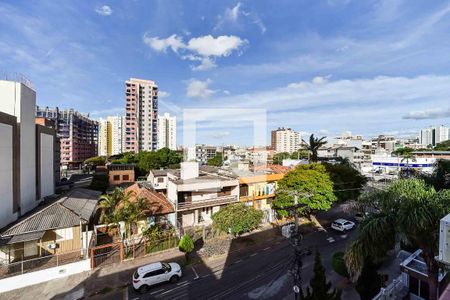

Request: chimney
left=180, top=161, right=199, bottom=180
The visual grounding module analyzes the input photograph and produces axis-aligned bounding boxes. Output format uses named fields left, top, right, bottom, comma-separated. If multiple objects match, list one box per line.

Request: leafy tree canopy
left=434, top=140, right=450, bottom=151
left=323, top=162, right=367, bottom=202
left=392, top=147, right=414, bottom=156
left=211, top=203, right=263, bottom=236
left=84, top=156, right=106, bottom=166
left=207, top=152, right=225, bottom=166
left=272, top=164, right=336, bottom=217
left=273, top=152, right=290, bottom=165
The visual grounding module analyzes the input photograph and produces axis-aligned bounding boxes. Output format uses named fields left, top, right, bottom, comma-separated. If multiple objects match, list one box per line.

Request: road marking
left=250, top=253, right=258, bottom=257
left=158, top=282, right=189, bottom=296
left=191, top=266, right=200, bottom=280
left=327, top=237, right=335, bottom=243
left=177, top=281, right=187, bottom=286
left=263, top=246, right=271, bottom=250
left=234, top=259, right=243, bottom=264
left=130, top=298, right=139, bottom=300
left=150, top=288, right=165, bottom=295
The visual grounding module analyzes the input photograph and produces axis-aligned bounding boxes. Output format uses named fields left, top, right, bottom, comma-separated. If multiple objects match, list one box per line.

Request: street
left=91, top=205, right=359, bottom=300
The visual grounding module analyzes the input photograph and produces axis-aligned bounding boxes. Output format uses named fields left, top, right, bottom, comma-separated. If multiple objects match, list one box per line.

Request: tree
left=98, top=188, right=135, bottom=235
left=302, top=134, right=327, bottom=163
left=178, top=234, right=194, bottom=262
left=116, top=196, right=149, bottom=239
left=345, top=179, right=450, bottom=300
left=273, top=152, right=290, bottom=165
left=355, top=260, right=384, bottom=300
left=272, top=164, right=336, bottom=217
left=207, top=152, right=225, bottom=166
left=301, top=251, right=341, bottom=300
left=422, top=159, right=450, bottom=191
left=434, top=140, right=450, bottom=151
left=212, top=203, right=263, bottom=236
left=323, top=162, right=367, bottom=202
left=291, top=150, right=309, bottom=160
left=84, top=156, right=106, bottom=167
left=393, top=147, right=416, bottom=177
left=331, top=252, right=349, bottom=278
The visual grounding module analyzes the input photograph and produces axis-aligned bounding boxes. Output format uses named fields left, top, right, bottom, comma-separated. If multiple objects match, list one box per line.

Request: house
left=166, top=162, right=240, bottom=229
left=147, top=169, right=170, bottom=193
left=236, top=167, right=285, bottom=223
left=108, top=164, right=135, bottom=186
left=123, top=183, right=175, bottom=236
left=0, top=188, right=101, bottom=264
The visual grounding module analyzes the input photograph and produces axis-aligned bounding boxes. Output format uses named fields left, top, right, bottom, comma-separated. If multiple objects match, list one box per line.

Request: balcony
left=177, top=195, right=238, bottom=211
left=239, top=193, right=276, bottom=202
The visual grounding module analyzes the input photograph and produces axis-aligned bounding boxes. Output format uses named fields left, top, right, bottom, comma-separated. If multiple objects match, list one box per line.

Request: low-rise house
left=123, top=183, right=175, bottom=236
left=147, top=169, right=170, bottom=193
left=166, top=162, right=240, bottom=229
left=108, top=164, right=135, bottom=186
left=0, top=188, right=101, bottom=264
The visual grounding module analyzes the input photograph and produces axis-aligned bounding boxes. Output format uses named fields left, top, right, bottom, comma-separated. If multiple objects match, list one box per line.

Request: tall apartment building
left=97, top=116, right=126, bottom=156
left=420, top=126, right=450, bottom=147
left=35, top=106, right=98, bottom=168
left=271, top=127, right=300, bottom=154
left=157, top=113, right=176, bottom=150
left=125, top=78, right=158, bottom=153
left=0, top=79, right=56, bottom=228
left=98, top=119, right=109, bottom=156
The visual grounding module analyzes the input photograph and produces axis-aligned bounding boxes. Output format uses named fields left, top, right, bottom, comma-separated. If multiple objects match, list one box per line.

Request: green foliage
left=89, top=173, right=109, bottom=192
left=331, top=252, right=349, bottom=278
left=273, top=152, right=290, bottom=165
left=211, top=203, right=263, bottom=236
left=272, top=164, right=336, bottom=217
left=301, top=251, right=342, bottom=300
left=323, top=162, right=367, bottom=202
left=355, top=261, right=384, bottom=300
left=178, top=234, right=194, bottom=254
left=111, top=148, right=182, bottom=176
left=392, top=147, right=414, bottom=156
left=142, top=224, right=175, bottom=240
left=84, top=156, right=106, bottom=166
left=345, top=179, right=450, bottom=299
left=291, top=150, right=309, bottom=160
left=303, top=134, right=327, bottom=162
left=207, top=152, right=225, bottom=166
left=422, top=159, right=450, bottom=191
left=434, top=140, right=450, bottom=151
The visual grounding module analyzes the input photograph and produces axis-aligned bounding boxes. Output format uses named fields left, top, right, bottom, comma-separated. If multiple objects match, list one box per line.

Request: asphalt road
left=91, top=205, right=358, bottom=300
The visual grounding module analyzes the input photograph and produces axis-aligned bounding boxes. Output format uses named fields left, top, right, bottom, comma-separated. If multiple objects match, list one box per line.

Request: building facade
left=420, top=126, right=450, bottom=147
left=157, top=113, right=176, bottom=150
left=97, top=116, right=125, bottom=157
left=271, top=127, right=300, bottom=154
left=125, top=78, right=158, bottom=153
left=0, top=79, right=56, bottom=229
left=35, top=106, right=98, bottom=167
left=98, top=119, right=108, bottom=156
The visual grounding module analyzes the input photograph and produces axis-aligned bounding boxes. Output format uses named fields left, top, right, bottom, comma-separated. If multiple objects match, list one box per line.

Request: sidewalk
left=0, top=225, right=284, bottom=300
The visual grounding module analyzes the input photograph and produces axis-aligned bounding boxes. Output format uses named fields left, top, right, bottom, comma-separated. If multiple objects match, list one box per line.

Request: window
left=113, top=175, right=120, bottom=181
left=157, top=177, right=164, bottom=183
left=55, top=228, right=73, bottom=241
left=123, top=174, right=130, bottom=181
left=144, top=268, right=164, bottom=278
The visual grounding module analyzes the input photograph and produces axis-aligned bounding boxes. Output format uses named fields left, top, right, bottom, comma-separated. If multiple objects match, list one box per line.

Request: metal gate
left=90, top=242, right=123, bottom=269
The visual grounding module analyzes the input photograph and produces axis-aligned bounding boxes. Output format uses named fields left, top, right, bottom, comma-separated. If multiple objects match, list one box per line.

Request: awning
left=3, top=231, right=45, bottom=245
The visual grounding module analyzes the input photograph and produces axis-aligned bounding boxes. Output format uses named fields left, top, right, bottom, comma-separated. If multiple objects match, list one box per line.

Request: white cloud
left=287, top=75, right=331, bottom=88
left=143, top=34, right=184, bottom=53
left=214, top=2, right=266, bottom=34
left=403, top=108, right=450, bottom=120
left=95, top=5, right=113, bottom=16
left=158, top=91, right=170, bottom=98
left=186, top=79, right=215, bottom=99
left=143, top=34, right=246, bottom=70
left=211, top=131, right=231, bottom=139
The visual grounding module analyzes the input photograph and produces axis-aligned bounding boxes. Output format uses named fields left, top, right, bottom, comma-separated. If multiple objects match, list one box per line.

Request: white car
left=132, top=262, right=182, bottom=293
left=331, top=219, right=355, bottom=232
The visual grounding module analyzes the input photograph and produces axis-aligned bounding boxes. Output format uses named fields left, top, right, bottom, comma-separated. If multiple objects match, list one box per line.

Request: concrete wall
left=0, top=258, right=90, bottom=293
left=40, top=133, right=54, bottom=199
left=0, top=123, right=16, bottom=228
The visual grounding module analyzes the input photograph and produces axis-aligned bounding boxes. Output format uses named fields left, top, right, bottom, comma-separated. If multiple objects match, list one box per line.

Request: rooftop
left=124, top=183, right=174, bottom=215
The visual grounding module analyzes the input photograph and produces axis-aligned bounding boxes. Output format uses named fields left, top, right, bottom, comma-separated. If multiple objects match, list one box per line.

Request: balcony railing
left=177, top=195, right=238, bottom=211
left=239, top=193, right=276, bottom=202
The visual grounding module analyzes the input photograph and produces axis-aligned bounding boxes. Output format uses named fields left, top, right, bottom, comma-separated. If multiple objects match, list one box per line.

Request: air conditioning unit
left=439, top=214, right=450, bottom=264
left=48, top=243, right=57, bottom=250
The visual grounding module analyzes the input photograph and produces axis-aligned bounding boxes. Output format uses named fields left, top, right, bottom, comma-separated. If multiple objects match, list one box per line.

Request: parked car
left=331, top=219, right=355, bottom=232
left=132, top=262, right=182, bottom=293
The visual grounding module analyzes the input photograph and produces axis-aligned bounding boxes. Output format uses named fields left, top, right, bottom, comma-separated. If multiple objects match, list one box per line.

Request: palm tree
left=303, top=134, right=327, bottom=163
left=98, top=188, right=135, bottom=234
left=118, top=196, right=149, bottom=240
left=344, top=179, right=450, bottom=300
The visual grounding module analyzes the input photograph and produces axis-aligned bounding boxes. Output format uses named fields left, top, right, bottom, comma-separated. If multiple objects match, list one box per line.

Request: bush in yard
left=331, top=252, right=349, bottom=278
left=211, top=203, right=263, bottom=237
left=178, top=234, right=194, bottom=262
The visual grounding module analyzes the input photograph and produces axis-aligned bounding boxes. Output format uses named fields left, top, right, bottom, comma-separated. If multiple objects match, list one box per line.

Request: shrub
left=211, top=203, right=263, bottom=236
left=178, top=234, right=194, bottom=262
left=331, top=252, right=349, bottom=278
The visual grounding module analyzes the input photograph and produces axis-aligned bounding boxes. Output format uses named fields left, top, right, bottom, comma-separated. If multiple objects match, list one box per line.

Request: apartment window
left=113, top=175, right=120, bottom=181
left=157, top=177, right=164, bottom=183
left=55, top=228, right=74, bottom=241
left=123, top=174, right=130, bottom=181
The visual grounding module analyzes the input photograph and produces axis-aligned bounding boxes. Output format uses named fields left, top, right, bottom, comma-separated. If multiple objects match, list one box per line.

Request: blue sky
left=1, top=0, right=450, bottom=146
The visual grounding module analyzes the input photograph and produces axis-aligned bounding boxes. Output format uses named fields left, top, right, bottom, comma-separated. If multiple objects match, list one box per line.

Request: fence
left=0, top=249, right=87, bottom=279
left=90, top=236, right=179, bottom=269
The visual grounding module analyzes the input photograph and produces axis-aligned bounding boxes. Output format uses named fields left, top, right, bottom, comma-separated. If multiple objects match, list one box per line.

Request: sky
left=1, top=0, right=450, bottom=146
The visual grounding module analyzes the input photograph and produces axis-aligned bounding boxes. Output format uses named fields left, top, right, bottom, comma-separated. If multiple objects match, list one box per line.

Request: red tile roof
left=125, top=183, right=174, bottom=215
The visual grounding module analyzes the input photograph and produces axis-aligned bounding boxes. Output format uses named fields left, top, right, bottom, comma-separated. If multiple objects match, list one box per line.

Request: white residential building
left=98, top=119, right=108, bottom=156
left=420, top=125, right=450, bottom=147
left=108, top=115, right=125, bottom=155
left=271, top=127, right=300, bottom=154
left=0, top=79, right=56, bottom=228
left=157, top=113, right=176, bottom=150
